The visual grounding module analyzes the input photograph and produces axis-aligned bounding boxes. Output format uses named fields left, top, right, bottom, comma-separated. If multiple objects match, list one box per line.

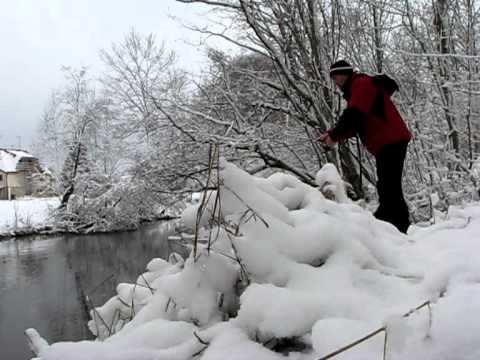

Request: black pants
left=374, top=141, right=410, bottom=233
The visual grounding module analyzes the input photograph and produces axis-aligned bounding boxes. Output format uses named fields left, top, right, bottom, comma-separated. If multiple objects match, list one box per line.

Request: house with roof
left=0, top=149, right=41, bottom=200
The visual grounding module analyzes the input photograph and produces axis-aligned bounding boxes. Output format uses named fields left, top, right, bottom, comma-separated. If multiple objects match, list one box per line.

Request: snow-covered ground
left=0, top=197, right=59, bottom=236
left=26, top=160, right=480, bottom=360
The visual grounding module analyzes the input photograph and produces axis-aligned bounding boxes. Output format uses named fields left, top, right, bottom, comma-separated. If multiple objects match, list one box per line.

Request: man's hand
left=317, top=133, right=336, bottom=147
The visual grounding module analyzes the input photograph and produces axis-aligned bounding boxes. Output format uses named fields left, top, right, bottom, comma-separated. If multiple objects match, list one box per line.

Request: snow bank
left=0, top=197, right=59, bottom=236
left=26, top=161, right=480, bottom=360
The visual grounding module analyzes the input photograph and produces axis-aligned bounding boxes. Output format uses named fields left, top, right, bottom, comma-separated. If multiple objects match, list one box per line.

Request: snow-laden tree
left=100, top=30, right=199, bottom=206
left=34, top=68, right=129, bottom=231
left=33, top=2, right=480, bottom=230
left=167, top=49, right=333, bottom=188
left=378, top=0, right=480, bottom=218
left=30, top=170, right=57, bottom=198
left=59, top=141, right=90, bottom=206
left=175, top=0, right=370, bottom=197
left=33, top=92, right=64, bottom=174
left=176, top=0, right=480, bottom=220
left=100, top=30, right=179, bottom=149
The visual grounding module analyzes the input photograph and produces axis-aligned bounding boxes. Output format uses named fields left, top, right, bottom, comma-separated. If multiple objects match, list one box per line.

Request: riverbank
left=0, top=198, right=60, bottom=238
left=0, top=197, right=182, bottom=240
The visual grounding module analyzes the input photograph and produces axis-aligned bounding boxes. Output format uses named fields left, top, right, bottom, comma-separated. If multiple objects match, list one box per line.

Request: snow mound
left=27, top=160, right=480, bottom=360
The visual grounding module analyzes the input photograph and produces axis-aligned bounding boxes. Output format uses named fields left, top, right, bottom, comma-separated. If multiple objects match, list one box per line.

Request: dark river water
left=0, top=222, right=186, bottom=360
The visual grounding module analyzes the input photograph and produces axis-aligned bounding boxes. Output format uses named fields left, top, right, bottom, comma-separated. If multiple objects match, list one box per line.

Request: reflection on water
left=0, top=221, right=185, bottom=360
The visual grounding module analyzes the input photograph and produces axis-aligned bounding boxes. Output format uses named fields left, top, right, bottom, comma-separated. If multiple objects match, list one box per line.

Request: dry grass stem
left=317, top=300, right=433, bottom=360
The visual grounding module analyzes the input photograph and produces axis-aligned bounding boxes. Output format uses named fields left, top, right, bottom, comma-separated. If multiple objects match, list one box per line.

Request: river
left=0, top=222, right=186, bottom=360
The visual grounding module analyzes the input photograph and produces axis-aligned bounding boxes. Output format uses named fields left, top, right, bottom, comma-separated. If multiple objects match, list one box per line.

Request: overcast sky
left=0, top=0, right=213, bottom=150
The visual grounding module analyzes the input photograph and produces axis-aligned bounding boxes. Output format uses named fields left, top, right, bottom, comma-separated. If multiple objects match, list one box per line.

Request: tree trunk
left=434, top=0, right=459, bottom=153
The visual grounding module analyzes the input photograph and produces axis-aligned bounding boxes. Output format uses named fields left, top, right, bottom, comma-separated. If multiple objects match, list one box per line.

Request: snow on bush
left=26, top=160, right=480, bottom=360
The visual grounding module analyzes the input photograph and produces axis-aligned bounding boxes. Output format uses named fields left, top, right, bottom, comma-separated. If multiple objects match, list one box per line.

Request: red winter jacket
left=328, top=73, right=412, bottom=157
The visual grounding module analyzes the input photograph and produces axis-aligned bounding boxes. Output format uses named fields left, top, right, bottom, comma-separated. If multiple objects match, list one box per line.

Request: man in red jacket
left=319, top=60, right=412, bottom=233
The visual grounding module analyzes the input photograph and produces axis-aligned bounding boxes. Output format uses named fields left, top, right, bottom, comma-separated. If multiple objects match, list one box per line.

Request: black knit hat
left=329, top=60, right=354, bottom=77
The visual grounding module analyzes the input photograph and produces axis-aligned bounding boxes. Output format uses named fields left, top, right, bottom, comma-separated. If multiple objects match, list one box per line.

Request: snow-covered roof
left=0, top=149, right=36, bottom=173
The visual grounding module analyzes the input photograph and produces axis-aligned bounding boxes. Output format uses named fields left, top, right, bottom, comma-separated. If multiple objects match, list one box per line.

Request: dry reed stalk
left=165, top=297, right=177, bottom=312
left=222, top=184, right=270, bottom=228
left=194, top=144, right=219, bottom=260
left=86, top=295, right=112, bottom=338
left=318, top=327, right=386, bottom=360
left=207, top=146, right=223, bottom=253
left=193, top=331, right=209, bottom=345
left=317, top=300, right=433, bottom=360
left=86, top=273, right=115, bottom=297
left=139, top=274, right=155, bottom=295
left=108, top=308, right=121, bottom=337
